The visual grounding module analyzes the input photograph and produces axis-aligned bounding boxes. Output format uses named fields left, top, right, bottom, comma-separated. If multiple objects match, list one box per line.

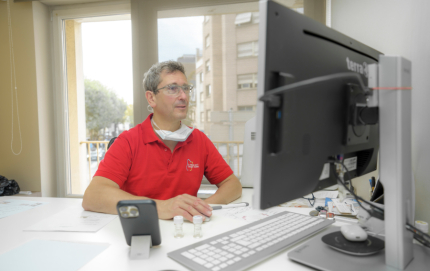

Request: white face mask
left=152, top=119, right=194, bottom=142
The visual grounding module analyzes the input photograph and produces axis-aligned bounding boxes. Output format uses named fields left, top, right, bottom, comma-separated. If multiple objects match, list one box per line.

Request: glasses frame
left=155, top=84, right=194, bottom=97
left=303, top=192, right=316, bottom=207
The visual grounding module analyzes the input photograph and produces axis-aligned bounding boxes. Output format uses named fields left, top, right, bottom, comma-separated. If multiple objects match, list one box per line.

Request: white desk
left=0, top=189, right=346, bottom=270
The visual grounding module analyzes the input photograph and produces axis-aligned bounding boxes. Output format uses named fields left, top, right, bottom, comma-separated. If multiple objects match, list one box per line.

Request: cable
left=7, top=0, right=23, bottom=155
left=406, top=223, right=430, bottom=249
left=331, top=157, right=430, bottom=248
left=329, top=157, right=384, bottom=218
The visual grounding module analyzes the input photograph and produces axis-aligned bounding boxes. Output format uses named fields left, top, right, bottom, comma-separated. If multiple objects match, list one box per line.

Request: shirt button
left=164, top=148, right=167, bottom=151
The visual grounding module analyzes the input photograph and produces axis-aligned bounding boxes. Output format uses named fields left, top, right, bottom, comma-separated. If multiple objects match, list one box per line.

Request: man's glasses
left=155, top=84, right=194, bottom=96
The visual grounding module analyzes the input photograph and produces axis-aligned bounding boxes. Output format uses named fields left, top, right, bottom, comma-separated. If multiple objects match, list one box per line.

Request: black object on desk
left=117, top=200, right=161, bottom=259
left=370, top=179, right=384, bottom=204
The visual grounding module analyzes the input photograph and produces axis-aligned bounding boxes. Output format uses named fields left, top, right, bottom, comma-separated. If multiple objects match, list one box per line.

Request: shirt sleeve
left=202, top=134, right=234, bottom=185
left=94, top=131, right=133, bottom=188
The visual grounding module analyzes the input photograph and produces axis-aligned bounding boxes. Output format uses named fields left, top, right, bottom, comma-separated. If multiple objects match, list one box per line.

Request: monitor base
left=288, top=227, right=430, bottom=271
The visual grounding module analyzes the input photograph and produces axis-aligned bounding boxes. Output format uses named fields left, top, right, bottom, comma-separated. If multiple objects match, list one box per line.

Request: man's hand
left=157, top=194, right=212, bottom=222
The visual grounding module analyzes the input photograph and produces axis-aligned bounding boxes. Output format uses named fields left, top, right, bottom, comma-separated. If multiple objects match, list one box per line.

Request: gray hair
left=143, top=61, right=186, bottom=94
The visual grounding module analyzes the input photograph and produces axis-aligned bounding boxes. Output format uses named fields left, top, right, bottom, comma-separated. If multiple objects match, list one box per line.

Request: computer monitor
left=253, top=0, right=381, bottom=210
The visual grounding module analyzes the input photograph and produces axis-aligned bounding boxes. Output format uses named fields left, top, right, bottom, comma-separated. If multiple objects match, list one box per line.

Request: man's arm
left=82, top=176, right=212, bottom=222
left=204, top=174, right=242, bottom=204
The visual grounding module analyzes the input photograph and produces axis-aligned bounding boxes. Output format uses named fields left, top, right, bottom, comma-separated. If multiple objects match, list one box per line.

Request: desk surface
left=0, top=189, right=346, bottom=270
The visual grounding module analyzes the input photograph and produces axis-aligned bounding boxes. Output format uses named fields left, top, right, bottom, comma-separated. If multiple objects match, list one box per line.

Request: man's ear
left=145, top=91, right=157, bottom=108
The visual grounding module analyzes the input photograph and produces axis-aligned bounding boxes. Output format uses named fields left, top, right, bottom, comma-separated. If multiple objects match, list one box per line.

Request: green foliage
left=84, top=79, right=128, bottom=140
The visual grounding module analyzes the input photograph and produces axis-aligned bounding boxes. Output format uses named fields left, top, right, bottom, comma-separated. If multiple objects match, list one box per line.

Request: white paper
left=25, top=206, right=117, bottom=232
left=0, top=199, right=48, bottom=219
left=332, top=198, right=354, bottom=214
left=304, top=191, right=339, bottom=199
left=213, top=205, right=288, bottom=222
left=0, top=239, right=109, bottom=271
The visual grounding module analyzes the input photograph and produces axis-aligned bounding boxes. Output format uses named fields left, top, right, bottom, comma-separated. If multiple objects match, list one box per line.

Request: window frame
left=52, top=2, right=131, bottom=197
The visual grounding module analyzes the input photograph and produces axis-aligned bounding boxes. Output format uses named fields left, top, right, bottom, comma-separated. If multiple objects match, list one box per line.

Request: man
left=82, top=61, right=242, bottom=222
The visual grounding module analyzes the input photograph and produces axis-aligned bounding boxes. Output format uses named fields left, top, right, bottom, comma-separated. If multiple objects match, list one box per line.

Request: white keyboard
left=168, top=210, right=334, bottom=271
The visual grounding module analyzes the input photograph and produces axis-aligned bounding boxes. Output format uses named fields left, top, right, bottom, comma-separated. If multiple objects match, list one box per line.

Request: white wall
left=33, top=2, right=57, bottom=197
left=332, top=0, right=430, bottom=224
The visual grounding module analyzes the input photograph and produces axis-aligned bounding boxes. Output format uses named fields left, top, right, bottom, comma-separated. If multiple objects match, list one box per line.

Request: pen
left=212, top=202, right=249, bottom=210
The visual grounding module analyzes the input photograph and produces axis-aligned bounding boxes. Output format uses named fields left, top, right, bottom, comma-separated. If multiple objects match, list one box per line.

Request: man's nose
left=178, top=89, right=188, bottom=100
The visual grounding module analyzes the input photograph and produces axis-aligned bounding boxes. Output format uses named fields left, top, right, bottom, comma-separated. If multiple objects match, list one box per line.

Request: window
left=238, top=73, right=258, bottom=89
left=205, top=35, right=210, bottom=48
left=206, top=85, right=212, bottom=97
left=237, top=41, right=258, bottom=57
left=199, top=72, right=204, bottom=83
left=200, top=112, right=205, bottom=122
left=204, top=15, right=210, bottom=23
left=206, top=110, right=211, bottom=122
left=205, top=60, right=210, bottom=72
left=238, top=106, right=255, bottom=111
left=200, top=91, right=204, bottom=102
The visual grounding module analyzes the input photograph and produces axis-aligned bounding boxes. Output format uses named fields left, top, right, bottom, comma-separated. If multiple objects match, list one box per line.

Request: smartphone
left=116, top=199, right=161, bottom=246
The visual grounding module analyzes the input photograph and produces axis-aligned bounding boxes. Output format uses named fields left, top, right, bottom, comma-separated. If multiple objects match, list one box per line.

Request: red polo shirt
left=94, top=114, right=233, bottom=200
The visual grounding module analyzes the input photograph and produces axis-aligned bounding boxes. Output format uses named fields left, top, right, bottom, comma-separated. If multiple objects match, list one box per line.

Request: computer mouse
left=340, top=224, right=368, bottom=242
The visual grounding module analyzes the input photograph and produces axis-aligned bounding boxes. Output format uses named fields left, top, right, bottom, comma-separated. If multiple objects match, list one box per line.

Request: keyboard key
left=220, top=263, right=228, bottom=268
left=189, top=249, right=197, bottom=254
left=196, top=244, right=210, bottom=250
left=219, top=257, right=227, bottom=262
left=181, top=252, right=194, bottom=259
left=234, top=257, right=242, bottom=261
left=205, top=263, right=214, bottom=268
left=192, top=257, right=206, bottom=265
left=226, top=254, right=234, bottom=259
left=213, top=260, right=221, bottom=265
left=227, top=260, right=235, bottom=265
left=212, top=267, right=220, bottom=271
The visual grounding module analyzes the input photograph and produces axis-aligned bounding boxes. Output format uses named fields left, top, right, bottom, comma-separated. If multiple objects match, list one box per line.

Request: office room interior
left=0, top=0, right=430, bottom=268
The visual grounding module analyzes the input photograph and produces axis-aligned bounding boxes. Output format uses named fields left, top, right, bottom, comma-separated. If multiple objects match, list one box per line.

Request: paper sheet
left=0, top=239, right=109, bottom=271
left=25, top=206, right=117, bottom=232
left=212, top=206, right=289, bottom=222
left=303, top=191, right=339, bottom=199
left=0, top=199, right=48, bottom=219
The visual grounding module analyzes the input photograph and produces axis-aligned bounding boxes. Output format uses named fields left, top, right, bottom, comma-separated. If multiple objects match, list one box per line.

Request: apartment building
left=195, top=13, right=259, bottom=141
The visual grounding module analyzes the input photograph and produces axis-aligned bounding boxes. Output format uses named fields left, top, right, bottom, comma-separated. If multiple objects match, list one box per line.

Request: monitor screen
left=254, top=0, right=382, bottom=209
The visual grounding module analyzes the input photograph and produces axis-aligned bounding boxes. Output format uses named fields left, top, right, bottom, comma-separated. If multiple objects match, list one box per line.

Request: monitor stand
left=288, top=227, right=429, bottom=271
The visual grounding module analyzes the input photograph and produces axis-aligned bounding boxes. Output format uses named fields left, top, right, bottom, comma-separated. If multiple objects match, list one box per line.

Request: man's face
left=152, top=70, right=189, bottom=122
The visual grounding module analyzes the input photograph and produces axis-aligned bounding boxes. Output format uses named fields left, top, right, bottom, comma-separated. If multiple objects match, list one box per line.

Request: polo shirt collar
left=141, top=113, right=194, bottom=145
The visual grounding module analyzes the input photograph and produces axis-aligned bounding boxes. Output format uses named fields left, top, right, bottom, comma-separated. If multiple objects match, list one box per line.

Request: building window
left=205, top=34, right=210, bottom=48
left=206, top=110, right=211, bottom=122
left=238, top=73, right=258, bottom=89
left=205, top=60, right=210, bottom=72
left=199, top=72, right=204, bottom=83
left=206, top=84, right=212, bottom=97
left=237, top=41, right=258, bottom=58
left=200, top=91, right=204, bottom=102
left=204, top=16, right=210, bottom=23
left=200, top=112, right=205, bottom=122
left=238, top=106, right=255, bottom=111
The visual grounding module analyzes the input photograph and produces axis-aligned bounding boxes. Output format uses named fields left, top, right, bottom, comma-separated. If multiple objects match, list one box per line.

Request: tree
left=84, top=79, right=127, bottom=140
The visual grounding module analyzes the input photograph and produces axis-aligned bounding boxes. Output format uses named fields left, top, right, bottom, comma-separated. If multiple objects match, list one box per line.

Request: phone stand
left=130, top=235, right=152, bottom=259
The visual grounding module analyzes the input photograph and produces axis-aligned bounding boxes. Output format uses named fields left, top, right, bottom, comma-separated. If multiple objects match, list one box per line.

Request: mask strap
left=147, top=105, right=154, bottom=113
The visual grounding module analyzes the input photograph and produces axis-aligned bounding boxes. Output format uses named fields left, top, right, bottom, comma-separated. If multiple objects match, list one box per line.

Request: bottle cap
left=174, top=216, right=183, bottom=224
left=193, top=215, right=203, bottom=224
left=415, top=220, right=429, bottom=233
